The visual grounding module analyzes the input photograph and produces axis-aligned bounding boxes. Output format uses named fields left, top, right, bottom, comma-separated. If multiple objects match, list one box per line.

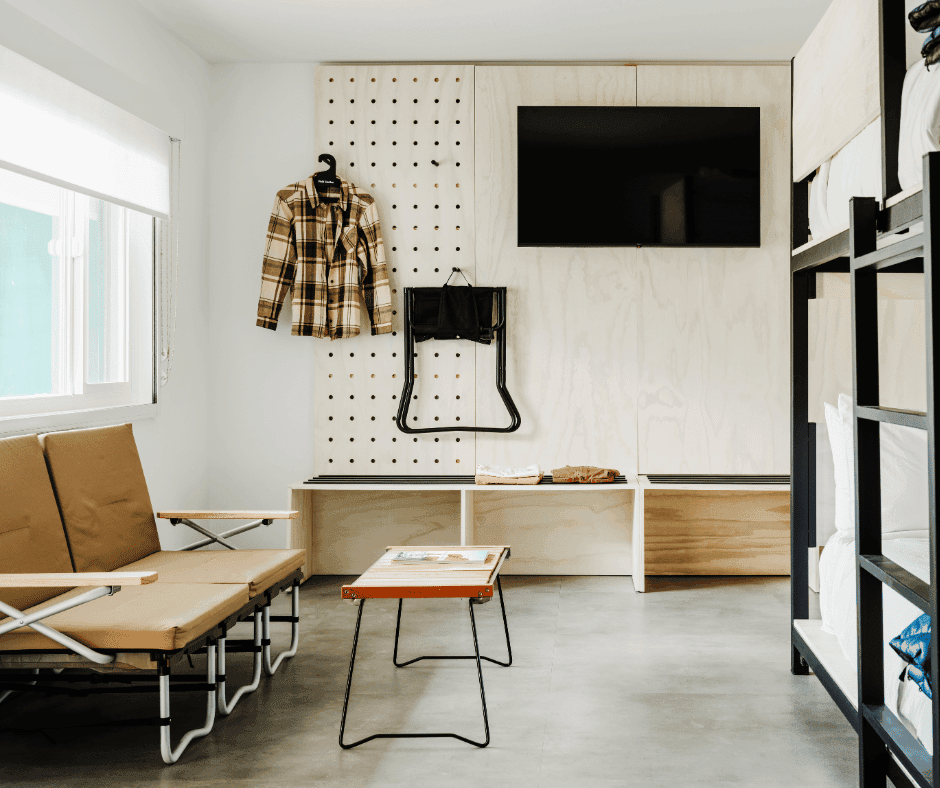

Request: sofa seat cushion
left=120, top=550, right=305, bottom=597
left=0, top=583, right=248, bottom=653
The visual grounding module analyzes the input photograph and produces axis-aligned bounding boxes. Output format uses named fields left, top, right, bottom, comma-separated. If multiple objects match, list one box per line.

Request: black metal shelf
left=856, top=405, right=928, bottom=430
left=790, top=190, right=924, bottom=275
left=859, top=555, right=931, bottom=613
left=792, top=231, right=850, bottom=273
left=852, top=233, right=924, bottom=272
left=861, top=703, right=933, bottom=788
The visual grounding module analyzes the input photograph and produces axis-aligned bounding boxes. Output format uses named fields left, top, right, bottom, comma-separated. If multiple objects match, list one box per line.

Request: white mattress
left=819, top=528, right=933, bottom=751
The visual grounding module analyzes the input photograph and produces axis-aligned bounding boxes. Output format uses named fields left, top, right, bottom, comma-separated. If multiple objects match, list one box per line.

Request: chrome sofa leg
left=159, top=644, right=217, bottom=764
left=0, top=668, right=38, bottom=706
left=217, top=611, right=263, bottom=716
left=262, top=580, right=300, bottom=677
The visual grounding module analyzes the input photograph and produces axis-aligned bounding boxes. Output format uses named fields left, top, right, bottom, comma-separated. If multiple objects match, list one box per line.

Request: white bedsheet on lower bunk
left=818, top=528, right=933, bottom=752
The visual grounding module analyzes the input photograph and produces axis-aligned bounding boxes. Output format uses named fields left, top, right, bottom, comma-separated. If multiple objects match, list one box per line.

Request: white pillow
left=837, top=393, right=928, bottom=533
left=825, top=400, right=855, bottom=533
left=808, top=159, right=833, bottom=241
left=826, top=119, right=884, bottom=230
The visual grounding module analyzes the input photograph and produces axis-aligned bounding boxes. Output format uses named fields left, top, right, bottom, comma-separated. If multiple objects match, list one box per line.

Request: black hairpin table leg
left=339, top=595, right=501, bottom=749
left=393, top=576, right=512, bottom=667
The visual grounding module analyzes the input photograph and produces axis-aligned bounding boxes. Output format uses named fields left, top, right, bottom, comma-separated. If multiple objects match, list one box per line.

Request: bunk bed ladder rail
left=849, top=153, right=936, bottom=788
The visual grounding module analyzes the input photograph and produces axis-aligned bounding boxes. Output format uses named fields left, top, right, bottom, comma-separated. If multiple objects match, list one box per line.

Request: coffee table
left=338, top=545, right=512, bottom=749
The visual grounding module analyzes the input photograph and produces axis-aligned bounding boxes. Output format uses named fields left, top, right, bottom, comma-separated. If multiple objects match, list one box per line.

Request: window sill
left=0, top=402, right=158, bottom=438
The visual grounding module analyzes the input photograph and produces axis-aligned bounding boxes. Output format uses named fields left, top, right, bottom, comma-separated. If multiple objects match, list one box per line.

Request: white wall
left=205, top=64, right=319, bottom=548
left=3, top=0, right=213, bottom=548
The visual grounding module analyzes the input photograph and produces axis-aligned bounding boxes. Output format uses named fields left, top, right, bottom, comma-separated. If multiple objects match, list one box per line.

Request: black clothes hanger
left=312, top=154, right=341, bottom=203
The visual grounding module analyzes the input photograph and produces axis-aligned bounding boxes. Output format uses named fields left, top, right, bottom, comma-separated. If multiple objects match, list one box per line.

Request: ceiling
left=135, top=0, right=831, bottom=64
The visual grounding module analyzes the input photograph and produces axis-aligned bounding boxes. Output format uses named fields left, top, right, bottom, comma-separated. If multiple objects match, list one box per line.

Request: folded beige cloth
left=475, top=473, right=543, bottom=485
left=551, top=465, right=620, bottom=484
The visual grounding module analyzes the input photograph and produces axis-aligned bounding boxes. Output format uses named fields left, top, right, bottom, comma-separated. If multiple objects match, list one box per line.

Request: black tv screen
left=517, top=106, right=761, bottom=247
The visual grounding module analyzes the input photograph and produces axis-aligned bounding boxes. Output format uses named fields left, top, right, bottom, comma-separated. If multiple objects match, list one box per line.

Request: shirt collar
left=305, top=176, right=350, bottom=212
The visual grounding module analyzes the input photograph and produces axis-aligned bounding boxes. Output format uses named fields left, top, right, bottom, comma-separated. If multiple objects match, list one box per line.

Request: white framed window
left=0, top=43, right=172, bottom=432
left=0, top=169, right=155, bottom=420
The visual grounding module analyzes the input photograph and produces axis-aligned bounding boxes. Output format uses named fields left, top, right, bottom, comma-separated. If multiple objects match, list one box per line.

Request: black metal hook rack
left=395, top=286, right=521, bottom=434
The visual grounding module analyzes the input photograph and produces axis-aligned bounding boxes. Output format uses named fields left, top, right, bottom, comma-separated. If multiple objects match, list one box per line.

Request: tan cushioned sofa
left=0, top=425, right=305, bottom=764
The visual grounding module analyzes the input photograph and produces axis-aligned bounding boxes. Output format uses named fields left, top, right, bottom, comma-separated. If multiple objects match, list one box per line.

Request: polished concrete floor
left=0, top=576, right=855, bottom=787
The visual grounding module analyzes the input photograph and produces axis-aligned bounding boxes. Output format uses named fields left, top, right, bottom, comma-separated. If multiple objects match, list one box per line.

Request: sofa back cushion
left=43, top=424, right=161, bottom=572
left=0, top=435, right=75, bottom=610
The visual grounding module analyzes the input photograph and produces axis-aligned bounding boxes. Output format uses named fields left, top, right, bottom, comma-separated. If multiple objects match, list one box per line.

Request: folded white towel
left=475, top=464, right=540, bottom=479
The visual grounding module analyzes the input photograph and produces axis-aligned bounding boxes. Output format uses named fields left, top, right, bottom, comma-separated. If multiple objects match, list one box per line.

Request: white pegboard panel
left=313, top=65, right=476, bottom=475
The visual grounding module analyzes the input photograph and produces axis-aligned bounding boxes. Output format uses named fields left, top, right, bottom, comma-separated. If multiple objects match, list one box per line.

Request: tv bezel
left=515, top=105, right=762, bottom=249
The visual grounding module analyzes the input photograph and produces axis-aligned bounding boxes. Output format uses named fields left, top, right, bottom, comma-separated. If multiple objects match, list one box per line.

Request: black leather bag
left=410, top=285, right=495, bottom=344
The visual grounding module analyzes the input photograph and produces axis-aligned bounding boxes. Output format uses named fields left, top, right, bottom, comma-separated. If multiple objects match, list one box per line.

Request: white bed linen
left=807, top=58, right=940, bottom=240
left=899, top=58, right=940, bottom=190
left=819, top=528, right=933, bottom=751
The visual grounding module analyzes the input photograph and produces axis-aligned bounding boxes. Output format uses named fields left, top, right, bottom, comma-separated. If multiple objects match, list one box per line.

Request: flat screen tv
left=517, top=106, right=761, bottom=247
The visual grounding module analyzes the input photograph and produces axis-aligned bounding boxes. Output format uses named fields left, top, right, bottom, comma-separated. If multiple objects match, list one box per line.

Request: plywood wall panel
left=792, top=0, right=880, bottom=181
left=473, top=66, right=639, bottom=475
left=309, top=490, right=461, bottom=574
left=636, top=65, right=791, bottom=474
left=644, top=490, right=790, bottom=575
left=472, top=489, right=634, bottom=575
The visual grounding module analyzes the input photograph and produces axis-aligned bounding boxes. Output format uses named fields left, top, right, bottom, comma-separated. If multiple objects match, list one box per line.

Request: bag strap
left=443, top=267, right=472, bottom=288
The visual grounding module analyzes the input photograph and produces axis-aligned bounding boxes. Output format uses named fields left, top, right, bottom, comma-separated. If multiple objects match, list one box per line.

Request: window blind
left=0, top=44, right=170, bottom=219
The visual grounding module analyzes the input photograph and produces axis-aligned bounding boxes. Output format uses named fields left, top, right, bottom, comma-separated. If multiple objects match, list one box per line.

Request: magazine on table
left=389, top=549, right=491, bottom=565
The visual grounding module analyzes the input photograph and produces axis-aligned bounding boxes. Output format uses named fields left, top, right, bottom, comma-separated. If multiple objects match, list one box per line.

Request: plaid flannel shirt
left=256, top=177, right=393, bottom=339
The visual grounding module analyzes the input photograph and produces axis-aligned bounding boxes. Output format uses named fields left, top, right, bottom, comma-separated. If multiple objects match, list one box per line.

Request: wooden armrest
left=156, top=510, right=299, bottom=520
left=0, top=572, right=157, bottom=587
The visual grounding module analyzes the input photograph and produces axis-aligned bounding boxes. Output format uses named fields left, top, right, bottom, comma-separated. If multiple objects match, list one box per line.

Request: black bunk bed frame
left=790, top=1, right=939, bottom=785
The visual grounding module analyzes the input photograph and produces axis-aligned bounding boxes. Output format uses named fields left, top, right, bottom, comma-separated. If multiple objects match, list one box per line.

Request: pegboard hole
left=371, top=78, right=376, bottom=82
left=329, top=78, right=334, bottom=82
left=434, top=99, right=439, bottom=103
left=414, top=78, right=418, bottom=82
left=372, top=459, right=376, bottom=463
